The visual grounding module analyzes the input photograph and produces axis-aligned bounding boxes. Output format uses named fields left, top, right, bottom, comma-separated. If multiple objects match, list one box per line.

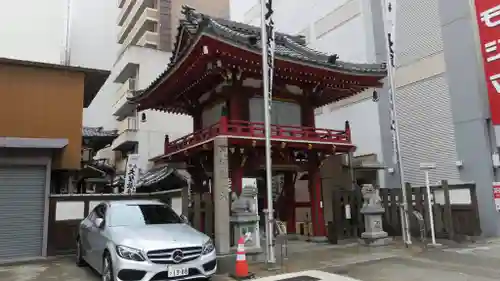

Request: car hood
left=109, top=224, right=209, bottom=251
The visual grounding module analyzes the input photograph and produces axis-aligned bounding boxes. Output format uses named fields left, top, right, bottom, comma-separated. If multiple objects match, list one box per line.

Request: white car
left=76, top=200, right=217, bottom=281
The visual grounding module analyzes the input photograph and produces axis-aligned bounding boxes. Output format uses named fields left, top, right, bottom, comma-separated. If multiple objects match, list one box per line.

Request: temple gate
left=129, top=6, right=387, bottom=254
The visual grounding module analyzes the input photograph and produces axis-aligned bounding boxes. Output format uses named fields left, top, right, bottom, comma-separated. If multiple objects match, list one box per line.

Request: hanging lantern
left=239, top=148, right=245, bottom=154
left=281, top=142, right=286, bottom=149
left=229, top=147, right=235, bottom=154
left=332, top=144, right=337, bottom=152
left=308, top=143, right=313, bottom=150
left=252, top=140, right=257, bottom=147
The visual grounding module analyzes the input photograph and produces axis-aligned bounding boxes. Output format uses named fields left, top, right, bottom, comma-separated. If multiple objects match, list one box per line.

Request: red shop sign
left=475, top=1, right=500, bottom=124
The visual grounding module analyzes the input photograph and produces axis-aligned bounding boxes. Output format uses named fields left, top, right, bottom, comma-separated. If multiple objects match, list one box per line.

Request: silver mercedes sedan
left=76, top=200, right=216, bottom=281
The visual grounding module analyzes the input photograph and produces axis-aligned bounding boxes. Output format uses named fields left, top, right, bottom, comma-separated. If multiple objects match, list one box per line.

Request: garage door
left=0, top=165, right=46, bottom=260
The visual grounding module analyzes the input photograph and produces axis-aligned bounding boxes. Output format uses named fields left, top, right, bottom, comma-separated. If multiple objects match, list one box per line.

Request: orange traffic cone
left=231, top=236, right=254, bottom=280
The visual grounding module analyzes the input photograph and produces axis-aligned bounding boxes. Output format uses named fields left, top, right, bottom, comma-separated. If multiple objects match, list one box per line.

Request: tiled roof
left=135, top=165, right=175, bottom=188
left=130, top=6, right=386, bottom=104
left=203, top=17, right=386, bottom=74
left=82, top=127, right=118, bottom=138
left=111, top=165, right=190, bottom=189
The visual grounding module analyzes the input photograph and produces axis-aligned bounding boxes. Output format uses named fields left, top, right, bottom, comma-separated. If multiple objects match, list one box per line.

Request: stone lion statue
left=361, top=184, right=382, bottom=208
left=231, top=185, right=257, bottom=214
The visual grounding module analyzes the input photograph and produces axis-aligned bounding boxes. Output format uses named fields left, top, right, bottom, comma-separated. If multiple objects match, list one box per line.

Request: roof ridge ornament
left=181, top=5, right=203, bottom=24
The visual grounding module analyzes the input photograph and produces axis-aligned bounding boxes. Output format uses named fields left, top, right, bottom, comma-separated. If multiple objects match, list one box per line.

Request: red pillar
left=231, top=164, right=244, bottom=195
left=308, top=159, right=326, bottom=237
left=301, top=100, right=315, bottom=127
left=284, top=172, right=296, bottom=234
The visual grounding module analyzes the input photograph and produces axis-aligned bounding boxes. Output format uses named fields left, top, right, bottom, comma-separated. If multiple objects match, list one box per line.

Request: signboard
left=474, top=1, right=500, bottom=124
left=124, top=154, right=140, bottom=194
left=493, top=182, right=500, bottom=211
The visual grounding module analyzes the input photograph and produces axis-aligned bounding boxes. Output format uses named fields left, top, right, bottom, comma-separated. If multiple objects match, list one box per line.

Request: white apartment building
left=237, top=0, right=500, bottom=236
left=85, top=0, right=230, bottom=173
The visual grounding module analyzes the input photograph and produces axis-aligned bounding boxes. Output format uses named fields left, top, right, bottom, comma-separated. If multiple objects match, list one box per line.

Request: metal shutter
left=0, top=165, right=46, bottom=260
left=396, top=76, right=460, bottom=185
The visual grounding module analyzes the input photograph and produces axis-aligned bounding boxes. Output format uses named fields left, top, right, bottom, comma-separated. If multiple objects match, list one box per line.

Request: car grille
left=147, top=246, right=203, bottom=264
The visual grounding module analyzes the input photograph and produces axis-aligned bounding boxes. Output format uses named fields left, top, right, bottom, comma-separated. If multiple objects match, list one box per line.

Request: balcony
left=111, top=117, right=138, bottom=151
left=113, top=78, right=136, bottom=120
left=118, top=0, right=136, bottom=26
left=118, top=0, right=157, bottom=45
left=121, top=7, right=158, bottom=49
left=137, top=31, right=159, bottom=48
left=163, top=119, right=352, bottom=156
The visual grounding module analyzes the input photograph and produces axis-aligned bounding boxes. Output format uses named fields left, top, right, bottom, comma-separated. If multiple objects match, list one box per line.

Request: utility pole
left=260, top=0, right=276, bottom=264
left=382, top=0, right=412, bottom=245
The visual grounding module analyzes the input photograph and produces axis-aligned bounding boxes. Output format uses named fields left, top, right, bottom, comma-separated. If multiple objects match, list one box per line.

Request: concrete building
left=0, top=57, right=108, bottom=261
left=237, top=0, right=500, bottom=236
left=85, top=0, right=230, bottom=173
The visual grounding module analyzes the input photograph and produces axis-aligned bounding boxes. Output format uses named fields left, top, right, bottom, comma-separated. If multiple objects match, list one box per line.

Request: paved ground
left=2, top=239, right=500, bottom=281
left=320, top=239, right=500, bottom=281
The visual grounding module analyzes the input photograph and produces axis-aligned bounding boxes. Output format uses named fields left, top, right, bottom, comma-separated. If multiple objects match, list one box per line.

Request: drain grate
left=276, top=276, right=321, bottom=281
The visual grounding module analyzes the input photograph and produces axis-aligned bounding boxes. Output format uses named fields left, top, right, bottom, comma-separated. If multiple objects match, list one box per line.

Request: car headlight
left=201, top=239, right=215, bottom=255
left=115, top=245, right=146, bottom=261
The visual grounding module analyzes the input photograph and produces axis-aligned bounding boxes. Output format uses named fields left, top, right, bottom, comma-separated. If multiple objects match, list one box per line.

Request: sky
left=230, top=0, right=258, bottom=22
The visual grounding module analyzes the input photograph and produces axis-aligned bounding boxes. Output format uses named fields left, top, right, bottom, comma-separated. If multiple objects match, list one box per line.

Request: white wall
left=84, top=45, right=194, bottom=167
left=84, top=46, right=175, bottom=129
left=310, top=16, right=367, bottom=63
left=316, top=96, right=382, bottom=158
left=0, top=0, right=118, bottom=70
left=138, top=111, right=193, bottom=167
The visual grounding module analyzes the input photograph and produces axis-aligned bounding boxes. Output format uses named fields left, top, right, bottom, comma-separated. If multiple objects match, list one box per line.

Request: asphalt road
left=321, top=241, right=500, bottom=281
left=2, top=240, right=500, bottom=281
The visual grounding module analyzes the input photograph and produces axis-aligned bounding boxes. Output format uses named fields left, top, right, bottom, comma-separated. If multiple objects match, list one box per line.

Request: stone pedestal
left=230, top=214, right=262, bottom=253
left=230, top=181, right=262, bottom=254
left=359, top=185, right=392, bottom=246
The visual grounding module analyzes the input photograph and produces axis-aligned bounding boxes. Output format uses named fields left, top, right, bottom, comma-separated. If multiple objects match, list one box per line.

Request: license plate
left=167, top=267, right=189, bottom=277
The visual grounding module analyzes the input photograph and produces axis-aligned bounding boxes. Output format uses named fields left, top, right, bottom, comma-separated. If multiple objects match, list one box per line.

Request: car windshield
left=108, top=203, right=182, bottom=227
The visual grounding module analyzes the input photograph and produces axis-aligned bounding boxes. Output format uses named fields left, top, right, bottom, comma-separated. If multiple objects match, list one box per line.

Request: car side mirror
left=180, top=214, right=190, bottom=225
left=94, top=218, right=105, bottom=229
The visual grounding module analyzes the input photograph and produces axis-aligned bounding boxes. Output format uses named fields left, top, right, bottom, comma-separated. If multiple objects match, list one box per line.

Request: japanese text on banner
left=475, top=1, right=500, bottom=124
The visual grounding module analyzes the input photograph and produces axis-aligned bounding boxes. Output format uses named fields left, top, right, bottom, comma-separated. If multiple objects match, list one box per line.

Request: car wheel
left=102, top=253, right=114, bottom=281
left=75, top=238, right=87, bottom=267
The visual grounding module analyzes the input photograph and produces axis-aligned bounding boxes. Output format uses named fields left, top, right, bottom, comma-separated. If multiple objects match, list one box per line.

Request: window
left=202, top=101, right=226, bottom=128
left=108, top=203, right=182, bottom=227
left=249, top=98, right=301, bottom=126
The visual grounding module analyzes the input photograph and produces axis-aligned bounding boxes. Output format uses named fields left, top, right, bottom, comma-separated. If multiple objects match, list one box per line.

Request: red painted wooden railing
left=164, top=117, right=351, bottom=155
